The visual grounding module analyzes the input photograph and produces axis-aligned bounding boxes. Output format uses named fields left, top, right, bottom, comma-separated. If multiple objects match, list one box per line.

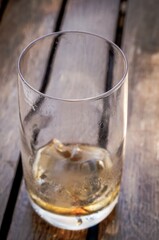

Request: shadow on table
left=31, top=206, right=118, bottom=240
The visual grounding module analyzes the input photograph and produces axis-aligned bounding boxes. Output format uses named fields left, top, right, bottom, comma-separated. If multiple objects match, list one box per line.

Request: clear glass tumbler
left=18, top=31, right=128, bottom=230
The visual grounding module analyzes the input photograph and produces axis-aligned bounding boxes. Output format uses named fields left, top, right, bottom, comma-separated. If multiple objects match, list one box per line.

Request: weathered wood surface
left=3, top=0, right=159, bottom=239
left=98, top=0, right=159, bottom=239
left=7, top=0, right=120, bottom=239
left=0, top=0, right=62, bottom=227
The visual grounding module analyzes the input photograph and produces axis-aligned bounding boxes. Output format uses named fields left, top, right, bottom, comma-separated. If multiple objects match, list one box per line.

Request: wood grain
left=99, top=0, right=159, bottom=239
left=0, top=0, right=62, bottom=227
left=45, top=0, right=120, bottom=147
left=7, top=0, right=120, bottom=239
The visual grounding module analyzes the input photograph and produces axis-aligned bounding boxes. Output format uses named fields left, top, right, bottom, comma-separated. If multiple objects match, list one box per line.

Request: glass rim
left=18, top=30, right=128, bottom=102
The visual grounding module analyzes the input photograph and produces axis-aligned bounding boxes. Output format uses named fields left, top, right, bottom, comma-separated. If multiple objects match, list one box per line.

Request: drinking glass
left=18, top=31, right=128, bottom=230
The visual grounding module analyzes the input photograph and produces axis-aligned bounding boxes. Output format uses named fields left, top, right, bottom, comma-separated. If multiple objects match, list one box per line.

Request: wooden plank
left=99, top=0, right=159, bottom=239
left=44, top=0, right=121, bottom=147
left=0, top=0, right=62, bottom=227
left=62, top=0, right=119, bottom=37
left=8, top=0, right=120, bottom=239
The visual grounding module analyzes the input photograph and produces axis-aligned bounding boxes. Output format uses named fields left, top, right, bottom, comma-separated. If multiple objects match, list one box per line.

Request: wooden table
left=0, top=0, right=159, bottom=239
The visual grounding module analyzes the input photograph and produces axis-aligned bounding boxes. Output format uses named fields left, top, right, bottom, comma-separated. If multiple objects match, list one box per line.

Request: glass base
left=29, top=196, right=118, bottom=230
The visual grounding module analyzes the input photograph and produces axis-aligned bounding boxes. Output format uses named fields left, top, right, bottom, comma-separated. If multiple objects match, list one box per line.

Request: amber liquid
left=26, top=139, right=121, bottom=219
